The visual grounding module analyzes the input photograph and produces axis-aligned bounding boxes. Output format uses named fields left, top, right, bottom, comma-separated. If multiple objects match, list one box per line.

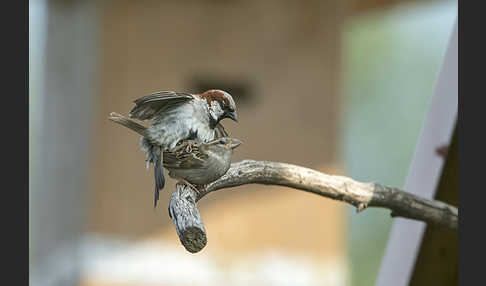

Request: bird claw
left=177, top=180, right=200, bottom=195
left=184, top=141, right=197, bottom=153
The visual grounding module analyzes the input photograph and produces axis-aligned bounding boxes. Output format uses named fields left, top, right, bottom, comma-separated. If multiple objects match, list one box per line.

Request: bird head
left=199, top=89, right=238, bottom=125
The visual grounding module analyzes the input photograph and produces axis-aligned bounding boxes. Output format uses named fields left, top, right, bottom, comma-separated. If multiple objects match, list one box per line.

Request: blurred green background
left=341, top=1, right=456, bottom=285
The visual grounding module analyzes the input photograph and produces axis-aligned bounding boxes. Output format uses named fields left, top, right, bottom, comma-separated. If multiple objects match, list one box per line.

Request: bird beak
left=229, top=138, right=242, bottom=149
left=227, top=111, right=239, bottom=122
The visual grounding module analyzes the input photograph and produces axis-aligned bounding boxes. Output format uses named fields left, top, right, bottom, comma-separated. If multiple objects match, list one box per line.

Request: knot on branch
left=357, top=203, right=368, bottom=213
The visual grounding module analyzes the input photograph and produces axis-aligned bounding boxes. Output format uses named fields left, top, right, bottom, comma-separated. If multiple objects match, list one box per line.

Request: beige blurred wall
left=90, top=0, right=346, bottom=236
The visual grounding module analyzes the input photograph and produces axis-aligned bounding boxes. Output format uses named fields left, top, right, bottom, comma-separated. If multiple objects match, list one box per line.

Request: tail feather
left=109, top=112, right=166, bottom=208
left=153, top=147, right=165, bottom=208
left=108, top=112, right=147, bottom=136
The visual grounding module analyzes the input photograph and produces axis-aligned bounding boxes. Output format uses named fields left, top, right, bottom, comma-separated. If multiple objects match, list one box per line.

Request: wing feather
left=163, top=142, right=208, bottom=169
left=129, top=91, right=194, bottom=120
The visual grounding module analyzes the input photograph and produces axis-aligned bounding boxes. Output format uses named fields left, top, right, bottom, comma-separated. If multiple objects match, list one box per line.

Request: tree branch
left=169, top=160, right=458, bottom=253
left=169, top=184, right=207, bottom=253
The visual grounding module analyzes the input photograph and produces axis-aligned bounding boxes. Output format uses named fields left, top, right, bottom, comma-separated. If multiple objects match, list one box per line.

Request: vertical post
left=376, top=18, right=458, bottom=286
left=29, top=1, right=99, bottom=285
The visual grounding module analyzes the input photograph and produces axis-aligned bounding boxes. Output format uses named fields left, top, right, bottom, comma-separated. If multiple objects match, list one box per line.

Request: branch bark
left=169, top=160, right=458, bottom=253
left=169, top=184, right=207, bottom=253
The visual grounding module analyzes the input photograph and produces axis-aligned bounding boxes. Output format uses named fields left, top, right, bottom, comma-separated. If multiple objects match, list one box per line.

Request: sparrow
left=163, top=137, right=242, bottom=191
left=108, top=111, right=235, bottom=207
left=127, top=89, right=238, bottom=207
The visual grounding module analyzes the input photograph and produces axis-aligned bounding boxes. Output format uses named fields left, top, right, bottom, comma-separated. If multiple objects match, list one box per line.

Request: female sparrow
left=127, top=89, right=238, bottom=204
left=163, top=137, right=242, bottom=193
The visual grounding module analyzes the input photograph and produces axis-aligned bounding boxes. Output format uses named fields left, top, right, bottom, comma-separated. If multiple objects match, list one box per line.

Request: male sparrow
left=127, top=89, right=238, bottom=206
left=163, top=137, right=242, bottom=191
left=108, top=111, right=235, bottom=207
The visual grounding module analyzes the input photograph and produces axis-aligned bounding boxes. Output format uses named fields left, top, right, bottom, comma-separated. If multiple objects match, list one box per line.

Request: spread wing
left=163, top=143, right=208, bottom=169
left=129, top=91, right=194, bottom=120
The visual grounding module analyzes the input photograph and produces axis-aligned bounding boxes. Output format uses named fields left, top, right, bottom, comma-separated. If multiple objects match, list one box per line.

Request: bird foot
left=177, top=180, right=200, bottom=195
left=184, top=141, right=198, bottom=153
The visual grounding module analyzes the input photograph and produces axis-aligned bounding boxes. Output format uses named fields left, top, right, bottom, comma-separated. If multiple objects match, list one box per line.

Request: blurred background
left=29, top=0, right=457, bottom=285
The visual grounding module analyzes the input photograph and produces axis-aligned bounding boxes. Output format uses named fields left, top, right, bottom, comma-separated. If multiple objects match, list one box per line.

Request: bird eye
left=219, top=139, right=226, bottom=144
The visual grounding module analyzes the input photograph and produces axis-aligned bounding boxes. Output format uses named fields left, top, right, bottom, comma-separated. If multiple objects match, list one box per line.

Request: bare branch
left=169, top=184, right=207, bottom=253
left=169, top=160, right=458, bottom=253
left=200, top=160, right=458, bottom=230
